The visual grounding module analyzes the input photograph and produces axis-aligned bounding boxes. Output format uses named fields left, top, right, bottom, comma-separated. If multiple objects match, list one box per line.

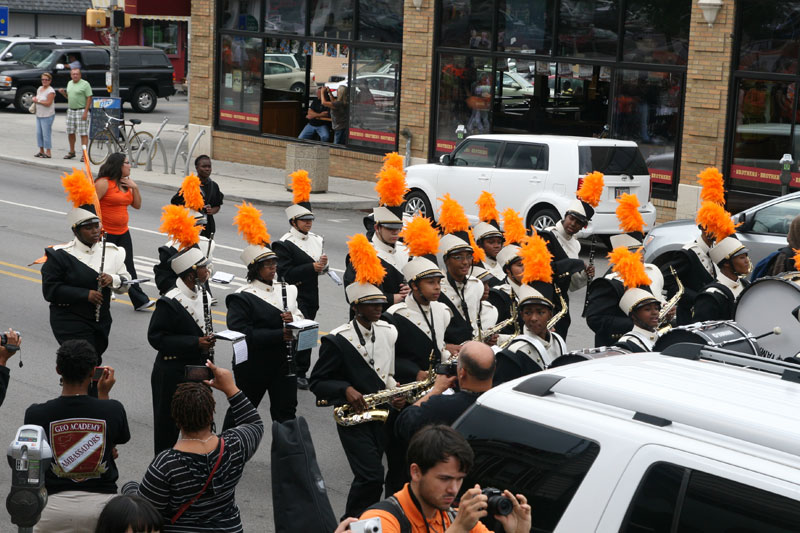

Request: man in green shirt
left=58, top=68, right=92, bottom=160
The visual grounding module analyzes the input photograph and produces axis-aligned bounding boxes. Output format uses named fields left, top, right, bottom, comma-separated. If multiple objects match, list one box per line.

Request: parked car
left=325, top=73, right=397, bottom=110
left=404, top=134, right=657, bottom=236
left=263, top=60, right=312, bottom=93
left=455, top=349, right=800, bottom=531
left=0, top=36, right=93, bottom=67
left=0, top=45, right=174, bottom=112
left=264, top=53, right=304, bottom=70
left=643, top=191, right=800, bottom=267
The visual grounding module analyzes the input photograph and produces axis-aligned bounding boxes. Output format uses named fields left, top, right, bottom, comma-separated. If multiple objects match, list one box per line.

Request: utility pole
left=109, top=0, right=119, bottom=98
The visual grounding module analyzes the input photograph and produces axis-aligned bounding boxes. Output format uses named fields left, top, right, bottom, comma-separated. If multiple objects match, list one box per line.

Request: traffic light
left=111, top=9, right=132, bottom=29
left=86, top=9, right=107, bottom=28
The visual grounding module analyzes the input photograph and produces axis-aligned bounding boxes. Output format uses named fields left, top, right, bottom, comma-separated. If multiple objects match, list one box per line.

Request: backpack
left=750, top=250, right=780, bottom=282
left=367, top=495, right=457, bottom=533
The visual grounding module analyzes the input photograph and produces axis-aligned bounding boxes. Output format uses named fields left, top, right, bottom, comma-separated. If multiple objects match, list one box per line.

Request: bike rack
left=144, top=117, right=170, bottom=172
left=184, top=129, right=207, bottom=177
left=170, top=127, right=189, bottom=175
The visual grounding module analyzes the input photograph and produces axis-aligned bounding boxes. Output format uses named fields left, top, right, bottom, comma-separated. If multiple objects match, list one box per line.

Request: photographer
left=394, top=341, right=494, bottom=443
left=359, top=425, right=531, bottom=532
left=0, top=328, right=21, bottom=407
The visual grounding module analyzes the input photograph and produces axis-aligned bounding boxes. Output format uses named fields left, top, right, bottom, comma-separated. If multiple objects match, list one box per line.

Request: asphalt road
left=0, top=159, right=608, bottom=530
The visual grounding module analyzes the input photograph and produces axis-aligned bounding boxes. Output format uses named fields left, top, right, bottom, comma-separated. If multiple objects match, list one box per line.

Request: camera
left=184, top=365, right=213, bottom=382
left=482, top=487, right=513, bottom=516
left=349, top=517, right=382, bottom=533
left=435, top=361, right=458, bottom=377
left=0, top=331, right=20, bottom=354
left=92, top=366, right=108, bottom=382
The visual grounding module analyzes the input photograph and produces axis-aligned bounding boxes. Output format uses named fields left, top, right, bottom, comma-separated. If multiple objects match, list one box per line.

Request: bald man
left=394, top=341, right=495, bottom=443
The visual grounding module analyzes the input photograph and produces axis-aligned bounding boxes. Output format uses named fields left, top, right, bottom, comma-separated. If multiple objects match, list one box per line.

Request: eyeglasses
left=448, top=253, right=474, bottom=263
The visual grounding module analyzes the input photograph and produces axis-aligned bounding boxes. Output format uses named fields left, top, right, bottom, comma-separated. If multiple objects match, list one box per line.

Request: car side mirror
left=56, top=63, right=65, bottom=70
left=512, top=83, right=521, bottom=90
left=737, top=211, right=753, bottom=231
left=2, top=53, right=11, bottom=60
left=440, top=154, right=451, bottom=166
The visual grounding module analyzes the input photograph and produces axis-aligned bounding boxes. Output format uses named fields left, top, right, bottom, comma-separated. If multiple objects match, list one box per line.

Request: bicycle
left=88, top=109, right=156, bottom=166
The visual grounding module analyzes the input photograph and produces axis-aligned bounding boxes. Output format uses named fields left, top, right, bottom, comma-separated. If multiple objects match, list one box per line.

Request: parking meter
left=6, top=425, right=51, bottom=531
left=779, top=154, right=793, bottom=196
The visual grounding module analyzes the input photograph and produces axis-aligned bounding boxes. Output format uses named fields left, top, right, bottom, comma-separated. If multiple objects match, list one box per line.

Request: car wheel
left=130, top=86, right=157, bottom=113
left=404, top=190, right=433, bottom=219
left=290, top=82, right=305, bottom=93
left=14, top=86, right=36, bottom=112
left=528, top=207, right=560, bottom=232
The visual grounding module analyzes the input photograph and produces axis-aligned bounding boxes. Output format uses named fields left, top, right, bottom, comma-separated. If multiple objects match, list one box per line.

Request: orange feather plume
left=616, top=193, right=644, bottom=233
left=179, top=174, right=205, bottom=212
left=698, top=167, right=725, bottom=205
left=468, top=229, right=486, bottom=264
left=160, top=204, right=201, bottom=250
left=233, top=202, right=271, bottom=245
left=476, top=191, right=500, bottom=223
left=794, top=249, right=800, bottom=271
left=375, top=166, right=408, bottom=207
left=438, top=194, right=470, bottom=234
left=696, top=201, right=735, bottom=242
left=62, top=168, right=96, bottom=208
left=382, top=152, right=404, bottom=172
left=400, top=215, right=440, bottom=258
left=289, top=169, right=311, bottom=204
left=347, top=233, right=386, bottom=285
left=519, top=232, right=553, bottom=284
left=608, top=246, right=651, bottom=289
left=577, top=171, right=605, bottom=208
left=502, top=208, right=526, bottom=245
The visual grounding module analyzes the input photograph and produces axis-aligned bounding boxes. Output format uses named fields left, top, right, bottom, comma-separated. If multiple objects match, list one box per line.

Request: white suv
left=454, top=348, right=800, bottom=531
left=0, top=37, right=93, bottom=66
left=404, top=134, right=657, bottom=236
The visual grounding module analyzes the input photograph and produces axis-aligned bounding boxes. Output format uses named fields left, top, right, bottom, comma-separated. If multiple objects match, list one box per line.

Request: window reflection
left=440, top=0, right=493, bottom=50
left=558, top=0, right=618, bottom=59
left=623, top=0, right=690, bottom=65
left=310, top=0, right=354, bottom=39
left=264, top=0, right=305, bottom=34
left=347, top=49, right=401, bottom=149
left=738, top=1, right=800, bottom=74
left=220, top=0, right=261, bottom=31
left=498, top=0, right=553, bottom=53
left=219, top=36, right=263, bottom=132
left=359, top=0, right=403, bottom=42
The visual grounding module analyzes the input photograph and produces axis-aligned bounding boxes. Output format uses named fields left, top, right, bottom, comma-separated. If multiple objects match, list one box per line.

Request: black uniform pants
left=337, top=421, right=387, bottom=519
left=106, top=231, right=150, bottom=309
left=383, top=409, right=409, bottom=497
left=51, top=312, right=110, bottom=362
left=222, top=356, right=297, bottom=430
left=151, top=357, right=197, bottom=455
left=295, top=303, right=318, bottom=377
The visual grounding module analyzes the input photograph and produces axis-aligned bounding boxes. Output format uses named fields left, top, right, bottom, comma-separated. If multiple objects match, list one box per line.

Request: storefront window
left=143, top=21, right=179, bottom=56
left=310, top=0, right=354, bottom=39
left=219, top=36, right=263, bottom=132
left=622, top=0, right=690, bottom=65
left=220, top=0, right=261, bottom=32
left=440, top=0, right=494, bottom=50
left=359, top=0, right=403, bottom=43
left=261, top=40, right=308, bottom=137
left=558, top=0, right=618, bottom=59
left=264, top=0, right=305, bottom=34
left=730, top=79, right=797, bottom=193
left=737, top=1, right=800, bottom=74
left=498, top=0, right=553, bottom=53
left=612, top=69, right=682, bottom=193
left=347, top=48, right=400, bottom=149
left=435, top=54, right=494, bottom=156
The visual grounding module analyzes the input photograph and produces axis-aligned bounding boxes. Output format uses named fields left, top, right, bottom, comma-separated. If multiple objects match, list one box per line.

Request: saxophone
left=658, top=266, right=683, bottom=329
left=547, top=286, right=568, bottom=330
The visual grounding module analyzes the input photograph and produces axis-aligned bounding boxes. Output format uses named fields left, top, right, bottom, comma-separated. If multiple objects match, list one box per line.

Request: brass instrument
left=547, top=287, right=568, bottom=330
left=658, top=266, right=683, bottom=329
left=496, top=298, right=522, bottom=349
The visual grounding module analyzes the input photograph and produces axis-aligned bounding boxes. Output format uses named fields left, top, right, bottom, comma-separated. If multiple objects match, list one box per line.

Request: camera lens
left=483, top=488, right=513, bottom=516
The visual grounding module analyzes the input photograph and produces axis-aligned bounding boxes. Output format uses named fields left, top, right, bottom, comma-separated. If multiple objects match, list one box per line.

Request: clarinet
left=202, top=286, right=215, bottom=362
left=95, top=233, right=107, bottom=323
left=282, top=282, right=297, bottom=376
left=581, top=235, right=597, bottom=316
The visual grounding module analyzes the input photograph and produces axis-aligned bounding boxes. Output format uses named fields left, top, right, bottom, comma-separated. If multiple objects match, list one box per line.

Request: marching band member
left=153, top=174, right=216, bottom=296
left=542, top=171, right=603, bottom=338
left=494, top=233, right=566, bottom=385
left=437, top=194, right=493, bottom=345
left=170, top=155, right=224, bottom=239
left=147, top=205, right=214, bottom=454
left=42, top=170, right=130, bottom=363
left=344, top=153, right=409, bottom=306
left=486, top=208, right=527, bottom=329
left=472, top=191, right=505, bottom=284
left=385, top=216, right=453, bottom=383
left=223, top=202, right=303, bottom=430
left=274, top=170, right=328, bottom=390
left=612, top=246, right=662, bottom=352
left=693, top=203, right=751, bottom=321
left=311, top=233, right=401, bottom=519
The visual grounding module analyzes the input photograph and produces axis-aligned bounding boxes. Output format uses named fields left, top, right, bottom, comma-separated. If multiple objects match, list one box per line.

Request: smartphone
left=184, top=365, right=213, bottom=382
left=92, top=366, right=108, bottom=381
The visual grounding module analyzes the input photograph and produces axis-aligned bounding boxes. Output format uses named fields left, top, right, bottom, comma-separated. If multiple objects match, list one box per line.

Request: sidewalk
left=0, top=109, right=379, bottom=210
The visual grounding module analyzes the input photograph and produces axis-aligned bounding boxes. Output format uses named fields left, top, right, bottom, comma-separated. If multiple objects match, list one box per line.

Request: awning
left=129, top=14, right=190, bottom=21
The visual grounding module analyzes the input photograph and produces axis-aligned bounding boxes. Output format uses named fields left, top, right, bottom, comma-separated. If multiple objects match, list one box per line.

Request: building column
left=675, top=0, right=736, bottom=219
left=398, top=0, right=435, bottom=165
left=188, top=0, right=215, bottom=156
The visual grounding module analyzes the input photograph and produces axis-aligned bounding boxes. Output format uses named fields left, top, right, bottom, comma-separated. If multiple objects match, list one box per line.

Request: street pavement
left=0, top=103, right=609, bottom=530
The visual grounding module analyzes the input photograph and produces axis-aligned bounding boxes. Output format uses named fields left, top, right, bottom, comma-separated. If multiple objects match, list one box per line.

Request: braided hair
left=171, top=382, right=216, bottom=433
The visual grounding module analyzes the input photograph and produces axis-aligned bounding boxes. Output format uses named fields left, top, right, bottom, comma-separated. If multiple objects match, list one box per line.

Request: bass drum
left=735, top=274, right=800, bottom=360
left=653, top=320, right=758, bottom=355
left=549, top=346, right=631, bottom=368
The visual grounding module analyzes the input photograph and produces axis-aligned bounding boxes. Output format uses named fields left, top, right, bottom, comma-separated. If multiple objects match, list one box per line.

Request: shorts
left=33, top=490, right=115, bottom=533
left=66, top=108, right=89, bottom=136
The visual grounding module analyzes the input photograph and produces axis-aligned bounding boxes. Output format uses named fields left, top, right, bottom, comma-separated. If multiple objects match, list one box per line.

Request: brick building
left=189, top=0, right=798, bottom=221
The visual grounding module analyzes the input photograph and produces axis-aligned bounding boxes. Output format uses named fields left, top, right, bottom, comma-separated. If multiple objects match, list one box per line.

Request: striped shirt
left=137, top=392, right=264, bottom=532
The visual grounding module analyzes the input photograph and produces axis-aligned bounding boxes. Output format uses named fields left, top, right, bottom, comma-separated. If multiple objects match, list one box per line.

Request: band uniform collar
left=290, top=226, right=309, bottom=241
left=176, top=278, right=199, bottom=299
left=252, top=279, right=275, bottom=292
left=372, top=233, right=395, bottom=254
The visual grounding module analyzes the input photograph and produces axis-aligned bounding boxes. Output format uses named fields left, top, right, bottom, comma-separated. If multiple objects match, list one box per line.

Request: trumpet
left=658, top=266, right=683, bottom=328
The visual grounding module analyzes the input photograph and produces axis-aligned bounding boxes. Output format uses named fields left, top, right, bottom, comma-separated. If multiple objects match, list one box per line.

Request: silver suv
left=0, top=37, right=93, bottom=66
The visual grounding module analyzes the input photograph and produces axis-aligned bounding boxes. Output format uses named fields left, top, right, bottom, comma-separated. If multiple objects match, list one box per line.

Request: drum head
left=549, top=347, right=630, bottom=368
left=654, top=321, right=758, bottom=356
left=735, top=278, right=800, bottom=359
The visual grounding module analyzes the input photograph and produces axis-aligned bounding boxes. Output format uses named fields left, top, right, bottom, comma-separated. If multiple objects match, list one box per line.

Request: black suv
left=0, top=45, right=175, bottom=113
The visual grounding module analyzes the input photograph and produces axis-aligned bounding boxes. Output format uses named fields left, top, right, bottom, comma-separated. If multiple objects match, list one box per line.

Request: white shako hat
left=472, top=221, right=503, bottom=241
left=440, top=232, right=472, bottom=257
left=170, top=246, right=210, bottom=275
left=286, top=203, right=314, bottom=221
left=619, top=287, right=660, bottom=315
left=517, top=282, right=555, bottom=310
left=240, top=244, right=277, bottom=266
left=709, top=237, right=748, bottom=265
left=345, top=282, right=387, bottom=305
left=188, top=208, right=208, bottom=226
left=565, top=199, right=595, bottom=224
left=609, top=231, right=645, bottom=250
left=471, top=265, right=494, bottom=283
left=68, top=204, right=100, bottom=228
left=496, top=244, right=521, bottom=269
left=373, top=205, right=404, bottom=229
left=403, top=256, right=443, bottom=283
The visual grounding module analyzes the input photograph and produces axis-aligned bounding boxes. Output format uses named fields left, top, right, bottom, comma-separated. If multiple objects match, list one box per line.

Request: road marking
left=0, top=260, right=40, bottom=274
left=0, top=199, right=65, bottom=215
left=0, top=269, right=41, bottom=283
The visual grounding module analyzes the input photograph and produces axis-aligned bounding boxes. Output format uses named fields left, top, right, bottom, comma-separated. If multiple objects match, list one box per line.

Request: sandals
left=34, top=153, right=52, bottom=158
left=63, top=152, right=76, bottom=159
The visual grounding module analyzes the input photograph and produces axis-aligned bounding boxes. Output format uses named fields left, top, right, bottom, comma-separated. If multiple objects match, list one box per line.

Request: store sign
left=436, top=139, right=457, bottom=153
left=219, top=110, right=259, bottom=125
left=0, top=6, right=8, bottom=37
left=349, top=128, right=396, bottom=145
left=648, top=168, right=673, bottom=185
left=730, top=164, right=800, bottom=187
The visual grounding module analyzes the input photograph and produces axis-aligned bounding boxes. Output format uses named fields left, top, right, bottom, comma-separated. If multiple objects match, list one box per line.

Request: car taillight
left=576, top=176, right=585, bottom=192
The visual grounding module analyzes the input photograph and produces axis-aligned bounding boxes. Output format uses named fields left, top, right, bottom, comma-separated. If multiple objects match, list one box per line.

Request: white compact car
left=404, top=134, right=657, bottom=236
left=454, top=347, right=800, bottom=531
